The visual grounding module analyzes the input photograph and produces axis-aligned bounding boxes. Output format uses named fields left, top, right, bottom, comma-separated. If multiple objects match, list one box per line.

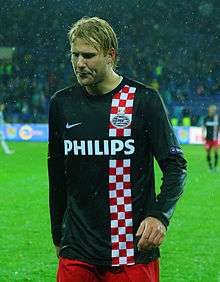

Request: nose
left=76, top=55, right=86, bottom=68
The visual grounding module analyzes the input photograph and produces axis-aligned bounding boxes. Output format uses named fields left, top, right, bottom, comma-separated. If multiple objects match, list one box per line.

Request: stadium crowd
left=0, top=0, right=220, bottom=125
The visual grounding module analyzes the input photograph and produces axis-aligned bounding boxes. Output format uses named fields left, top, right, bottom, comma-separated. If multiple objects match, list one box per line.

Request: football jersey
left=48, top=77, right=187, bottom=266
left=203, top=114, right=220, bottom=141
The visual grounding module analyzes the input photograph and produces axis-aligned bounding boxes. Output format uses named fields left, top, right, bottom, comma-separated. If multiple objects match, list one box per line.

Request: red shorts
left=205, top=140, right=219, bottom=150
left=57, top=257, right=159, bottom=282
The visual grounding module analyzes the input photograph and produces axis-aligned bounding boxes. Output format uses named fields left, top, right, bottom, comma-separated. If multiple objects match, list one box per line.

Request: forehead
left=71, top=37, right=100, bottom=53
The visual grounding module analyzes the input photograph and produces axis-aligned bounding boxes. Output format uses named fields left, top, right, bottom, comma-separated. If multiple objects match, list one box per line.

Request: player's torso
left=204, top=115, right=219, bottom=140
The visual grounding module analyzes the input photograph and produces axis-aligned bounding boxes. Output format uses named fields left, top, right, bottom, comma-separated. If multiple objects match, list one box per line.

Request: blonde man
left=48, top=17, right=187, bottom=282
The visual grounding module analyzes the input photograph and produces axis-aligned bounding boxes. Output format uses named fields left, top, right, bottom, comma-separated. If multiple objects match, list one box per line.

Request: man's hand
left=55, top=245, right=61, bottom=258
left=136, top=217, right=166, bottom=252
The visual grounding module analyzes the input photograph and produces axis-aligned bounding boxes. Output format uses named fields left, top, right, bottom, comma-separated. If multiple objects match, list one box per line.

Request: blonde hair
left=68, top=17, right=118, bottom=69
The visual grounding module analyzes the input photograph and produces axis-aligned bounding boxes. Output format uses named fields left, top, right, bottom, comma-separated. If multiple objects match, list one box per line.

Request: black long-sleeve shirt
left=48, top=77, right=187, bottom=266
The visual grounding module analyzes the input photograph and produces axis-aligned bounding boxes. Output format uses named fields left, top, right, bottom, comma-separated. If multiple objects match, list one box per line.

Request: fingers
left=136, top=217, right=166, bottom=252
left=136, top=220, right=145, bottom=237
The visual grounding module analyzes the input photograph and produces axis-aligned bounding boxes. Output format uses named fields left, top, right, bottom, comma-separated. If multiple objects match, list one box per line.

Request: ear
left=107, top=48, right=116, bottom=64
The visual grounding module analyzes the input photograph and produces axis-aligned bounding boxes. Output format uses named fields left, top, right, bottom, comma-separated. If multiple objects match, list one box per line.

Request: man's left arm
left=136, top=89, right=187, bottom=251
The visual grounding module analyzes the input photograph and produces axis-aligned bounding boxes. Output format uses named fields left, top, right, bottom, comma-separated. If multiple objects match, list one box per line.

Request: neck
left=85, top=70, right=122, bottom=95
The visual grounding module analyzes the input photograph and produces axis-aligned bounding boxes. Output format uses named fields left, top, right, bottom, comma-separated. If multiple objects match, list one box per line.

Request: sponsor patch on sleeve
left=169, top=146, right=183, bottom=155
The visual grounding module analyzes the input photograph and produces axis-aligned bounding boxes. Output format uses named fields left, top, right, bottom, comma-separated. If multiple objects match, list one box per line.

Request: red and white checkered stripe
left=108, top=85, right=136, bottom=266
left=109, top=85, right=136, bottom=137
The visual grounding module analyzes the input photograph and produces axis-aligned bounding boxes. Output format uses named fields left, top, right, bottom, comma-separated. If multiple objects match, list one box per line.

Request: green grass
left=0, top=143, right=220, bottom=281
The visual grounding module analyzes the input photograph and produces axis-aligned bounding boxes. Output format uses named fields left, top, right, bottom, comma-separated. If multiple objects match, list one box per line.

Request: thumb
left=136, top=221, right=145, bottom=237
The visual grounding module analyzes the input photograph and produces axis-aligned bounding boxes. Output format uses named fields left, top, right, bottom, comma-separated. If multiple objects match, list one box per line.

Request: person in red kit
left=48, top=17, right=187, bottom=282
left=203, top=104, right=220, bottom=171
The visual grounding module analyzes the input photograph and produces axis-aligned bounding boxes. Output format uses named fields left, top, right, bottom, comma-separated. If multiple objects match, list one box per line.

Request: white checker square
left=126, top=234, right=133, bottom=242
left=110, top=205, right=117, bottom=213
left=125, top=100, right=134, bottom=107
left=118, top=107, right=125, bottom=114
left=111, top=220, right=118, bottom=228
left=109, top=128, right=117, bottom=136
left=119, top=242, right=127, bottom=249
left=112, top=99, right=119, bottom=107
left=109, top=175, right=116, bottom=183
left=123, top=159, right=130, bottom=167
left=118, top=212, right=125, bottom=220
left=118, top=227, right=126, bottom=235
left=128, top=87, right=136, bottom=93
left=116, top=167, right=123, bottom=175
left=111, top=235, right=119, bottom=243
left=124, top=128, right=131, bottom=136
left=112, top=250, right=119, bottom=257
left=109, top=160, right=116, bottom=168
left=120, top=92, right=128, bottom=100
left=119, top=257, right=127, bottom=265
left=117, top=197, right=124, bottom=205
left=126, top=249, right=134, bottom=257
left=124, top=204, right=132, bottom=212
left=109, top=190, right=117, bottom=198
left=124, top=189, right=131, bottom=197
left=116, top=182, right=124, bottom=190
left=125, top=218, right=133, bottom=227
left=123, top=174, right=130, bottom=182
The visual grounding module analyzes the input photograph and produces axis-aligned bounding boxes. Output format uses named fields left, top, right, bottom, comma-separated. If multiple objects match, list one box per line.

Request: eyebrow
left=70, top=51, right=97, bottom=59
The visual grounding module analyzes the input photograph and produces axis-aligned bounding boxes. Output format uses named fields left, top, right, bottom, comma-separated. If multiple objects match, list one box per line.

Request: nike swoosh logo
left=66, top=122, right=82, bottom=129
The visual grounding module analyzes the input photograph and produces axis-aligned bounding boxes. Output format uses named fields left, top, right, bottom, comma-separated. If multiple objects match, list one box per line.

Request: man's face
left=70, top=38, right=109, bottom=86
left=208, top=106, right=217, bottom=116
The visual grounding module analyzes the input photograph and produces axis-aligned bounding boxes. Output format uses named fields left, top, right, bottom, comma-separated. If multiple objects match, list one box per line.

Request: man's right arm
left=48, top=97, right=67, bottom=247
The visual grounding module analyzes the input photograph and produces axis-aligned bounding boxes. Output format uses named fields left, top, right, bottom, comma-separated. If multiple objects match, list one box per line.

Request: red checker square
left=116, top=175, right=123, bottom=182
left=109, top=123, right=116, bottom=129
left=112, top=257, right=119, bottom=265
left=112, top=242, right=119, bottom=250
left=114, top=92, right=121, bottom=99
left=124, top=197, right=132, bottom=204
left=124, top=182, right=131, bottom=189
left=126, top=226, right=133, bottom=233
left=122, top=86, right=129, bottom=93
left=119, top=100, right=126, bottom=107
left=111, top=107, right=119, bottom=114
left=119, top=249, right=127, bottom=257
left=110, top=198, right=117, bottom=205
left=109, top=167, right=116, bottom=175
left=124, top=107, right=133, bottom=114
left=123, top=167, right=130, bottom=174
left=127, top=93, right=135, bottom=99
left=116, top=160, right=123, bottom=166
left=127, top=256, right=134, bottom=264
left=118, top=220, right=125, bottom=227
left=109, top=183, right=116, bottom=190
left=116, top=190, right=124, bottom=197
left=119, top=234, right=126, bottom=242
left=117, top=205, right=125, bottom=212
left=124, top=211, right=132, bottom=219
left=126, top=242, right=134, bottom=249
left=111, top=227, right=119, bottom=235
left=111, top=212, right=118, bottom=220
left=116, top=128, right=125, bottom=136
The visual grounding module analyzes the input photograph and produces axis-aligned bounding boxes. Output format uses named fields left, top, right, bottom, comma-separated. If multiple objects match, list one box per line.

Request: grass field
left=0, top=142, right=220, bottom=281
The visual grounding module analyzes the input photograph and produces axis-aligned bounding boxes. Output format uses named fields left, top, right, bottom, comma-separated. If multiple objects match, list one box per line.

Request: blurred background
left=1, top=0, right=220, bottom=125
left=0, top=1, right=220, bottom=281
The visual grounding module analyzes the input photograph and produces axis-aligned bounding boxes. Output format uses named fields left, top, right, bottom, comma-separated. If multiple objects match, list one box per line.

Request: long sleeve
left=145, top=89, right=187, bottom=227
left=148, top=155, right=187, bottom=227
left=48, top=97, right=67, bottom=246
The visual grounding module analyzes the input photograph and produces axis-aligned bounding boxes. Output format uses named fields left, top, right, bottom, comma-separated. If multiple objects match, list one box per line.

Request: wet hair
left=68, top=17, right=118, bottom=69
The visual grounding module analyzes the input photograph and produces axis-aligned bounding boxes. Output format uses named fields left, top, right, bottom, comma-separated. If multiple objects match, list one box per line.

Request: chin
left=78, top=78, right=95, bottom=87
